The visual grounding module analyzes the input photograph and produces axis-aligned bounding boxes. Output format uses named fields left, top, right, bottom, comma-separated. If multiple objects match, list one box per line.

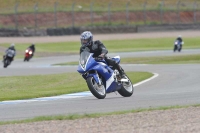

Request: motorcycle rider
left=176, top=35, right=183, bottom=43
left=28, top=43, right=35, bottom=56
left=3, top=43, right=16, bottom=62
left=176, top=35, right=184, bottom=49
left=79, top=31, right=126, bottom=78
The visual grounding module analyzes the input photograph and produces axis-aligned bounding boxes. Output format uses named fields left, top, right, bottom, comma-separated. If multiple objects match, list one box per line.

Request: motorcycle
left=3, top=49, right=15, bottom=68
left=24, top=48, right=33, bottom=61
left=173, top=40, right=182, bottom=52
left=77, top=47, right=134, bottom=99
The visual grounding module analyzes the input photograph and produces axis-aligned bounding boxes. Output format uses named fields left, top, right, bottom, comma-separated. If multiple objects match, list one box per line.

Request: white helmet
left=10, top=43, right=15, bottom=48
left=178, top=35, right=182, bottom=38
left=80, top=31, right=93, bottom=46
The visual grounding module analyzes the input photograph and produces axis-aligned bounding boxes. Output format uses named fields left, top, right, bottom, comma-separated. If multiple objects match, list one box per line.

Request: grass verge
left=0, top=37, right=200, bottom=58
left=0, top=71, right=153, bottom=101
left=1, top=104, right=200, bottom=125
left=121, top=54, right=200, bottom=64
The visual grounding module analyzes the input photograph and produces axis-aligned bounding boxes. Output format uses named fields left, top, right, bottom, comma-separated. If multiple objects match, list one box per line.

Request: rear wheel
left=118, top=75, right=134, bottom=97
left=178, top=45, right=182, bottom=52
left=86, top=77, right=106, bottom=99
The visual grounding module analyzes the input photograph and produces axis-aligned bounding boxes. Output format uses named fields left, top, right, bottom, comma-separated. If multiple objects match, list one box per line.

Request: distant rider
left=28, top=43, right=35, bottom=56
left=3, top=43, right=16, bottom=61
left=176, top=35, right=184, bottom=45
left=79, top=31, right=125, bottom=78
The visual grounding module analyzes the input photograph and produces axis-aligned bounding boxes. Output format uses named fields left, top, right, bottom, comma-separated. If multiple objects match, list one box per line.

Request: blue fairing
left=175, top=40, right=182, bottom=45
left=112, top=56, right=120, bottom=64
left=106, top=81, right=122, bottom=93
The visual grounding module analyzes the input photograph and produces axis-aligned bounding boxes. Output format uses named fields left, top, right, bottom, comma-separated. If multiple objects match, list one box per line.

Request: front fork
left=95, top=71, right=102, bottom=85
left=84, top=70, right=102, bottom=85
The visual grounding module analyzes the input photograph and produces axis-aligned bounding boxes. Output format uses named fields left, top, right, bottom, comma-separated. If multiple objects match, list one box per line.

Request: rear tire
left=118, top=75, right=134, bottom=97
left=178, top=45, right=182, bottom=52
left=86, top=77, right=106, bottom=99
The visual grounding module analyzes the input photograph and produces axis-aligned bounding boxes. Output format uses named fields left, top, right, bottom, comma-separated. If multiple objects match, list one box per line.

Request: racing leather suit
left=80, top=40, right=124, bottom=76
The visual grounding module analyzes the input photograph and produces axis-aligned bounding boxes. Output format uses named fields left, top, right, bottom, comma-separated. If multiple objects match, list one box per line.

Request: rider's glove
left=94, top=54, right=105, bottom=60
left=98, top=53, right=105, bottom=59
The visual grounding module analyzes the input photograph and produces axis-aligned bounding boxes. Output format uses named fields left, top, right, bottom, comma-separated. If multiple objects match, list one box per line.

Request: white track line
left=133, top=73, right=159, bottom=87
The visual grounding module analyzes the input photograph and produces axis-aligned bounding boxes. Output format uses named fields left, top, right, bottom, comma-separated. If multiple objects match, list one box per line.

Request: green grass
left=121, top=54, right=200, bottom=64
left=1, top=104, right=200, bottom=125
left=53, top=62, right=78, bottom=66
left=1, top=37, right=200, bottom=58
left=0, top=72, right=153, bottom=101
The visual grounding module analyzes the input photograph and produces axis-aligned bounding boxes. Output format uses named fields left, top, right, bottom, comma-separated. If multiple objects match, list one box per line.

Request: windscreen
left=79, top=47, right=90, bottom=68
left=7, top=49, right=15, bottom=57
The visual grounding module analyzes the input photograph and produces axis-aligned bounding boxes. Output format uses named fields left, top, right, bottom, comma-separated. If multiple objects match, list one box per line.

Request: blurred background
left=0, top=0, right=200, bottom=36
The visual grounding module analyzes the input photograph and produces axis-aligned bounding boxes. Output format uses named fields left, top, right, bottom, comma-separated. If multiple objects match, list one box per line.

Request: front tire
left=86, top=77, right=106, bottom=99
left=173, top=45, right=177, bottom=52
left=3, top=64, right=7, bottom=68
left=3, top=59, right=8, bottom=68
left=118, top=75, right=134, bottom=97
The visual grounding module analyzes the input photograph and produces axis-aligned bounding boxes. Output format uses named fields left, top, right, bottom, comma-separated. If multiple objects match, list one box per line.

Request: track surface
left=0, top=31, right=200, bottom=121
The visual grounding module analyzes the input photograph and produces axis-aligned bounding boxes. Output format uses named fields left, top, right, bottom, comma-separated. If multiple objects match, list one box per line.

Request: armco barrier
left=46, top=27, right=81, bottom=36
left=137, top=24, right=200, bottom=32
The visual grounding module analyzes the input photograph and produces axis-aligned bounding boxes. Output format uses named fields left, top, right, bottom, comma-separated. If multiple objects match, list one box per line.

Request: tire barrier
left=1, top=24, right=200, bottom=37
left=46, top=27, right=81, bottom=36
left=137, top=24, right=200, bottom=33
left=0, top=28, right=19, bottom=37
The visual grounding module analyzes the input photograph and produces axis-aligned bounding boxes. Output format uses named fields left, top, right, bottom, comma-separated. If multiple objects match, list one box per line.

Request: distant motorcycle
left=3, top=49, right=15, bottom=68
left=24, top=48, right=33, bottom=61
left=173, top=40, right=183, bottom=52
left=77, top=47, right=134, bottom=99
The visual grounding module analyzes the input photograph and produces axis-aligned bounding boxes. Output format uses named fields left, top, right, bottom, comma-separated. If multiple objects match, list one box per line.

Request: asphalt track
left=0, top=49, right=200, bottom=121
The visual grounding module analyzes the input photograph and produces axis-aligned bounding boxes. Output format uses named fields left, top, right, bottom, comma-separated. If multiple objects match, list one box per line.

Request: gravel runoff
left=0, top=107, right=200, bottom=133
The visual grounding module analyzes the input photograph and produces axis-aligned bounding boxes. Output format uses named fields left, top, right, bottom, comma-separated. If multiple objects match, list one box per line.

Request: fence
left=0, top=0, right=200, bottom=36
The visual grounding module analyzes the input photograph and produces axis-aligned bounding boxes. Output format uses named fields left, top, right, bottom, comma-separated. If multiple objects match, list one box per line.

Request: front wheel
left=173, top=45, right=177, bottom=52
left=3, top=59, right=9, bottom=68
left=118, top=75, right=134, bottom=97
left=86, top=77, right=106, bottom=99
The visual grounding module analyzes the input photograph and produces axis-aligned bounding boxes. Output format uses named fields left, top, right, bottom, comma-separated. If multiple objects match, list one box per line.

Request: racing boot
left=116, top=65, right=126, bottom=79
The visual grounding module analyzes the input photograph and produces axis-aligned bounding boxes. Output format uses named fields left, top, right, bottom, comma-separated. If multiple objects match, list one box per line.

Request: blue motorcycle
left=77, top=47, right=134, bottom=99
left=174, top=40, right=182, bottom=52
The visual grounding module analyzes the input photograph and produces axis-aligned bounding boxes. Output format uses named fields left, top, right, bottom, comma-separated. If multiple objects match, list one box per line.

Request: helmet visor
left=81, top=39, right=90, bottom=46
